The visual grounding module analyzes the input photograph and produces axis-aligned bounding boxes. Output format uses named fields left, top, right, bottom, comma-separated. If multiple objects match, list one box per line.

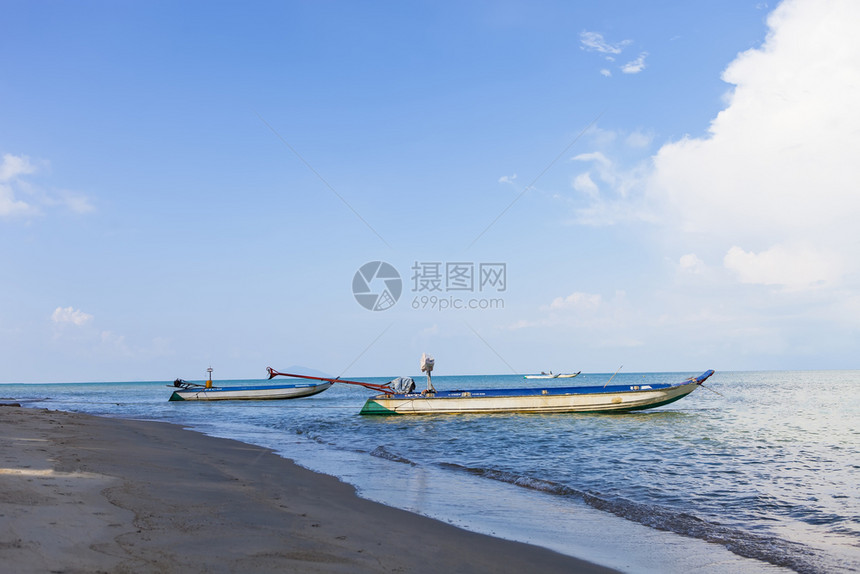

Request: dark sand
left=0, top=407, right=617, bottom=573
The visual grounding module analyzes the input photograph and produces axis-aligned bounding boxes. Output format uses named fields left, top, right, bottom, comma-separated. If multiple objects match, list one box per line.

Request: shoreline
left=0, top=406, right=616, bottom=573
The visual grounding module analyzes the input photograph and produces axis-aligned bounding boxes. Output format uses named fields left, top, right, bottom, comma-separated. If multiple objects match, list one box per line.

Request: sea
left=2, top=370, right=858, bottom=574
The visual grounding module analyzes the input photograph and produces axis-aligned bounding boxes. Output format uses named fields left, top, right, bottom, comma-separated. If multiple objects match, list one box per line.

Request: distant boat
left=524, top=371, right=581, bottom=379
left=358, top=370, right=714, bottom=415
left=168, top=379, right=332, bottom=401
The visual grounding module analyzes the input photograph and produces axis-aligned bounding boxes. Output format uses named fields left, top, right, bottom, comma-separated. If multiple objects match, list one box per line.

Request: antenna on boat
left=603, top=365, right=622, bottom=388
left=206, top=366, right=213, bottom=389
left=420, top=353, right=435, bottom=393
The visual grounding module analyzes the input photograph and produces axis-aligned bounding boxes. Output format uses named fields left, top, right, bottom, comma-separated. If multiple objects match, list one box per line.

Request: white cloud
left=565, top=142, right=656, bottom=225
left=506, top=318, right=537, bottom=330
left=0, top=183, right=32, bottom=216
left=621, top=52, right=648, bottom=74
left=580, top=31, right=631, bottom=55
left=498, top=173, right=517, bottom=185
left=44, top=190, right=96, bottom=214
left=648, top=0, right=860, bottom=291
left=679, top=253, right=706, bottom=274
left=51, top=306, right=94, bottom=326
left=571, top=151, right=612, bottom=168
left=572, top=172, right=599, bottom=198
left=625, top=130, right=653, bottom=149
left=510, top=291, right=644, bottom=348
left=0, top=153, right=94, bottom=217
left=421, top=324, right=440, bottom=336
left=100, top=330, right=132, bottom=356
left=1, top=154, right=37, bottom=216
left=0, top=153, right=36, bottom=181
left=723, top=244, right=841, bottom=290
left=547, top=292, right=602, bottom=311
left=581, top=32, right=646, bottom=77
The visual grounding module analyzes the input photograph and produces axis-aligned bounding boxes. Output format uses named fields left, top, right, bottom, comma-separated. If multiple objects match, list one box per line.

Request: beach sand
left=0, top=406, right=616, bottom=573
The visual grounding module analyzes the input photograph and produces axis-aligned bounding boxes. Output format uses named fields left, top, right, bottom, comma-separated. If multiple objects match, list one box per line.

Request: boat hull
left=360, top=371, right=713, bottom=415
left=169, top=381, right=332, bottom=401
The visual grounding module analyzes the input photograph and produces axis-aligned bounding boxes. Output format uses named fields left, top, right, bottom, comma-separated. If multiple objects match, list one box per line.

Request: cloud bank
left=648, top=0, right=860, bottom=291
left=529, top=0, right=860, bottom=368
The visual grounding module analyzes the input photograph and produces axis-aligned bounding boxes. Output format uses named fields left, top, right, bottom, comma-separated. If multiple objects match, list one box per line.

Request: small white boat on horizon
left=524, top=371, right=581, bottom=379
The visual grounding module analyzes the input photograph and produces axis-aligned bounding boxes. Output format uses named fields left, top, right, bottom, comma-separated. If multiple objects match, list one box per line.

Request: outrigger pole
left=266, top=367, right=394, bottom=394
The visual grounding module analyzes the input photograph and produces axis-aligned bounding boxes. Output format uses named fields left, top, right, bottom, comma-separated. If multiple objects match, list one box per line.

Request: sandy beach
left=0, top=406, right=616, bottom=573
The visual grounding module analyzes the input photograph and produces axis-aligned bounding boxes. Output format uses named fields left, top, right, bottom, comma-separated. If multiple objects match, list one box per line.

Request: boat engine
left=420, top=353, right=435, bottom=392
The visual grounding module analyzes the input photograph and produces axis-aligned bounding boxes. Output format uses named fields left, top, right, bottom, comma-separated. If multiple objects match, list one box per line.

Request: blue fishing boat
left=358, top=370, right=714, bottom=415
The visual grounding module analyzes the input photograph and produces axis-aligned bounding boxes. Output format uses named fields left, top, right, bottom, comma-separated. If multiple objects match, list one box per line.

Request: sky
left=2, top=0, right=859, bottom=382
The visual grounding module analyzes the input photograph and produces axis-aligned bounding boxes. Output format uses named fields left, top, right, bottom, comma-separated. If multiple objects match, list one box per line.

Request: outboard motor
left=420, top=353, right=435, bottom=392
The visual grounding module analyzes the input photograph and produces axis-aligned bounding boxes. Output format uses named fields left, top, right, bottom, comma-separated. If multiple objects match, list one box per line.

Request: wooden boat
left=358, top=370, right=714, bottom=415
left=524, top=371, right=581, bottom=379
left=168, top=379, right=332, bottom=401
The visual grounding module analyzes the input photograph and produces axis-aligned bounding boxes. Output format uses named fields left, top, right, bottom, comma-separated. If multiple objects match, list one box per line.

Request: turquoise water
left=3, top=370, right=858, bottom=573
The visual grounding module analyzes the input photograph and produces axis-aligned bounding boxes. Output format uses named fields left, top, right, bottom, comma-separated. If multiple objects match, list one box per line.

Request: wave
left=370, top=445, right=417, bottom=466
left=439, top=462, right=826, bottom=574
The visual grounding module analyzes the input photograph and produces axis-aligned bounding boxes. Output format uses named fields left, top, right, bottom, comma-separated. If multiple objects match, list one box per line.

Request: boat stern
left=360, top=397, right=399, bottom=415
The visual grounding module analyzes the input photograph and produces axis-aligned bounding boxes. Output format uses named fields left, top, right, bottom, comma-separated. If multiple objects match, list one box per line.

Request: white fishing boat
left=169, top=380, right=331, bottom=401
left=169, top=367, right=331, bottom=401
left=524, top=371, right=581, bottom=379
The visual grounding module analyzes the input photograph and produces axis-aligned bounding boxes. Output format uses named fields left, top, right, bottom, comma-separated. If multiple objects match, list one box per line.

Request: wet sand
left=0, top=406, right=616, bottom=573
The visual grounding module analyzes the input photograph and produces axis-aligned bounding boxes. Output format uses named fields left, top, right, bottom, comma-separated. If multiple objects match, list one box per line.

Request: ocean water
left=2, top=370, right=858, bottom=573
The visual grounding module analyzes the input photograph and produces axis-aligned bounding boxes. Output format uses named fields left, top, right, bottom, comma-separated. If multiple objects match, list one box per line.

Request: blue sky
left=2, top=0, right=858, bottom=382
